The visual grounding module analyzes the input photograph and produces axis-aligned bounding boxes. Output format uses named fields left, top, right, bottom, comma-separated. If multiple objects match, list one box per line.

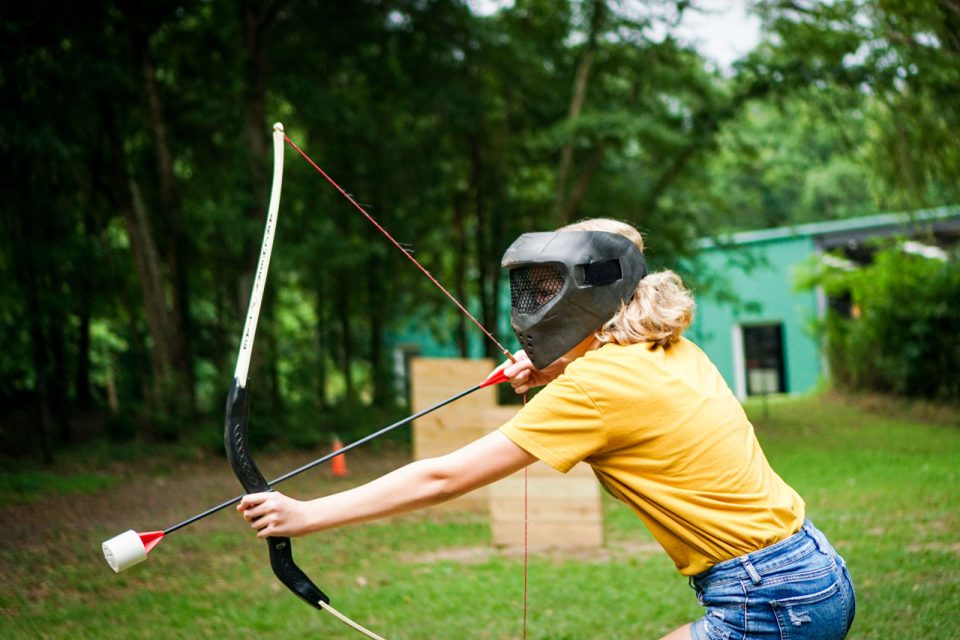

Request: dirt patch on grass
left=0, top=443, right=409, bottom=582
left=907, top=542, right=960, bottom=554
left=400, top=540, right=661, bottom=565
left=825, top=391, right=960, bottom=427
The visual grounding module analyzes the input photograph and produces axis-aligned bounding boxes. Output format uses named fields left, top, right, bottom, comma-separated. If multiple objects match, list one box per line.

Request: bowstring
left=284, top=130, right=529, bottom=637
left=320, top=601, right=387, bottom=640
left=523, top=394, right=528, bottom=639
left=283, top=133, right=514, bottom=364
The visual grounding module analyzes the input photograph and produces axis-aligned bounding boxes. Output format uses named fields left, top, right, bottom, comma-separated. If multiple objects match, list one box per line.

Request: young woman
left=238, top=218, right=855, bottom=639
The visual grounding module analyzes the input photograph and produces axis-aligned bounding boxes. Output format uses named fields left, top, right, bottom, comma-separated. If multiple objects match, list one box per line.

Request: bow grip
left=225, top=379, right=331, bottom=608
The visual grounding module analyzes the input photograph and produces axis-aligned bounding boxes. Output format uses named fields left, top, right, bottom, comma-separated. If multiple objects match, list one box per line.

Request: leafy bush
left=805, top=245, right=960, bottom=401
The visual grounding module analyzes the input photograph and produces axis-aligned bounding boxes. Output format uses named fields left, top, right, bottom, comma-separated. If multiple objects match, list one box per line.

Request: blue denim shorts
left=689, top=520, right=855, bottom=640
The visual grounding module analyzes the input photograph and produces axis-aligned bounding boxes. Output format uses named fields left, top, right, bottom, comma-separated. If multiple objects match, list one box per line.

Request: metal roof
left=697, top=205, right=960, bottom=250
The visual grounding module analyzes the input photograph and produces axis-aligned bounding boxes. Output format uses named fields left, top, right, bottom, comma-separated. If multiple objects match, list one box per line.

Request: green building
left=389, top=206, right=959, bottom=401
left=688, top=206, right=960, bottom=399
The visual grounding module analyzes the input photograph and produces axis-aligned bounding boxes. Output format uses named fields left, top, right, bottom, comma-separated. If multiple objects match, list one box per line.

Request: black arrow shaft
left=163, top=382, right=484, bottom=535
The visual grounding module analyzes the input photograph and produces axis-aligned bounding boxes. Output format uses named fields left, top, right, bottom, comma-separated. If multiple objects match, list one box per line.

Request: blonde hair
left=560, top=218, right=695, bottom=349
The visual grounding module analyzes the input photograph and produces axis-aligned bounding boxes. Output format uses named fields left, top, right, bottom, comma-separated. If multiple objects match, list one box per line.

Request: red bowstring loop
left=283, top=134, right=514, bottom=363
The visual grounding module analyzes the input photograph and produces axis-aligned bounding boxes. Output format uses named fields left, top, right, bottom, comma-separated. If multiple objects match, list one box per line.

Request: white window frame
left=731, top=324, right=747, bottom=401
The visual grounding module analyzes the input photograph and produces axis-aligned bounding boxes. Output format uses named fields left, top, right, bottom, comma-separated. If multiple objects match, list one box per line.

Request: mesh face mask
left=501, top=230, right=646, bottom=369
left=509, top=265, right=566, bottom=314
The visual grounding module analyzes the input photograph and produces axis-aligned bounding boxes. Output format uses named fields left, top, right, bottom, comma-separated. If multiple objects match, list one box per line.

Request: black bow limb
left=225, top=378, right=331, bottom=609
left=223, top=122, right=331, bottom=611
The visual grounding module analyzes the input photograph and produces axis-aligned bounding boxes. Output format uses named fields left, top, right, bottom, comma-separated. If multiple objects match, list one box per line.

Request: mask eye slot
left=581, top=259, right=622, bottom=286
left=510, top=265, right=566, bottom=313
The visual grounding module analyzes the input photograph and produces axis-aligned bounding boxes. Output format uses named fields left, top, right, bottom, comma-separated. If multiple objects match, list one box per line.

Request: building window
left=742, top=323, right=786, bottom=395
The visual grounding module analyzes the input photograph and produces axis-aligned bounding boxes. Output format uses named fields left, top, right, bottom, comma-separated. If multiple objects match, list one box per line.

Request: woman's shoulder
left=578, top=338, right=696, bottom=364
left=563, top=340, right=662, bottom=386
left=564, top=337, right=710, bottom=386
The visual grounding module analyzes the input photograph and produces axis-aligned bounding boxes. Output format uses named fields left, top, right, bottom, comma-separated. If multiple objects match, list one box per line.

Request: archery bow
left=224, top=122, right=384, bottom=639
left=101, top=122, right=523, bottom=638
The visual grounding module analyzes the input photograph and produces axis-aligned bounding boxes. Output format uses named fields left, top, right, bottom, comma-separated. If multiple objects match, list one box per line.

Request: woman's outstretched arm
left=238, top=430, right=537, bottom=538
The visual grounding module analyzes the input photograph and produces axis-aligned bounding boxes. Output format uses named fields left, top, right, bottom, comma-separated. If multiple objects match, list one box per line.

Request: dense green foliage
left=1, top=393, right=958, bottom=638
left=805, top=246, right=960, bottom=401
left=1, top=0, right=957, bottom=459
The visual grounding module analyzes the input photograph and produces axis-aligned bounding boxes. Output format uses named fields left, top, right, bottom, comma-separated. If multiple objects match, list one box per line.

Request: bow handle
left=225, top=379, right=330, bottom=609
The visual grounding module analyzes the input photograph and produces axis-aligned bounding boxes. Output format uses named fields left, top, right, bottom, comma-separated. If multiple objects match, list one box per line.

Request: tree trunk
left=134, top=28, right=195, bottom=407
left=367, top=252, right=389, bottom=406
left=336, top=278, right=356, bottom=404
left=122, top=1, right=194, bottom=411
left=75, top=303, right=92, bottom=411
left=27, top=310, right=56, bottom=464
left=75, top=194, right=95, bottom=411
left=14, top=213, right=56, bottom=462
left=364, top=142, right=392, bottom=407
left=469, top=135, right=497, bottom=359
left=552, top=0, right=606, bottom=225
left=48, top=312, right=71, bottom=444
left=125, top=176, right=179, bottom=392
left=103, top=105, right=186, bottom=431
left=364, top=232, right=389, bottom=407
left=239, top=0, right=278, bottom=253
left=557, top=143, right=606, bottom=222
left=452, top=194, right=469, bottom=357
left=315, top=287, right=329, bottom=409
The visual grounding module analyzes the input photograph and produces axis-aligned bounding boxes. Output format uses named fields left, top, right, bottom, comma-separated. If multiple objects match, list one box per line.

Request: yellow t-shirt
left=499, top=338, right=805, bottom=576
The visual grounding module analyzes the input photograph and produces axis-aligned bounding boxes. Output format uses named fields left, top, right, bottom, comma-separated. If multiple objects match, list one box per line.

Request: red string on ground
left=523, top=392, right=529, bottom=639
left=283, top=134, right=514, bottom=363
left=523, top=464, right=529, bottom=639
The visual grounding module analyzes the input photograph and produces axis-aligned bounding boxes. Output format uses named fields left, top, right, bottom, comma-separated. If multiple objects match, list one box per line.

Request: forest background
left=2, top=0, right=959, bottom=462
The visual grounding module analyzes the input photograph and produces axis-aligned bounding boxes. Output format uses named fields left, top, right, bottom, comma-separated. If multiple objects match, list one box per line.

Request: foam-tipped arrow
left=103, top=366, right=511, bottom=572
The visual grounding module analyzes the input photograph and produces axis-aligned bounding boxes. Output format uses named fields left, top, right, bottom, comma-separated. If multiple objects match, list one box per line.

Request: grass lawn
left=0, top=393, right=957, bottom=639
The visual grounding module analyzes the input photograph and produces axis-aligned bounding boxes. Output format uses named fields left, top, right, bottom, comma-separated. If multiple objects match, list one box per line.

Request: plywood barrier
left=485, top=408, right=603, bottom=548
left=411, top=358, right=603, bottom=548
left=411, top=358, right=498, bottom=512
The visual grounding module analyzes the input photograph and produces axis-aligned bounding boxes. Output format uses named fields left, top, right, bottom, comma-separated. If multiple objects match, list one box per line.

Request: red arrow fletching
left=138, top=531, right=164, bottom=554
left=479, top=367, right=510, bottom=388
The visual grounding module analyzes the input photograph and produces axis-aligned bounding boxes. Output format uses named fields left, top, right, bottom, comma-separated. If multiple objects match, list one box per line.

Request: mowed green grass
left=0, top=393, right=957, bottom=639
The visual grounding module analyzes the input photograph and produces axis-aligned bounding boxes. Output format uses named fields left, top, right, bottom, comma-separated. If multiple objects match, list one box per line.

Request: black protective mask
left=501, top=230, right=646, bottom=369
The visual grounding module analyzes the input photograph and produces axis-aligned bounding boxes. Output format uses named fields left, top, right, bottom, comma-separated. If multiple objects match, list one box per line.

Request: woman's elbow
left=419, top=456, right=471, bottom=504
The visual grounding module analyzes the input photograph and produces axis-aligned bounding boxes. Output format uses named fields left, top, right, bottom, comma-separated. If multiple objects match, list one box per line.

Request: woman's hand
left=501, top=349, right=568, bottom=394
left=237, top=491, right=312, bottom=538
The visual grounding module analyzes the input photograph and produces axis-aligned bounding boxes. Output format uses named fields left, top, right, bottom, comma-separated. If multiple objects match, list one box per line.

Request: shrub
left=808, top=245, right=960, bottom=401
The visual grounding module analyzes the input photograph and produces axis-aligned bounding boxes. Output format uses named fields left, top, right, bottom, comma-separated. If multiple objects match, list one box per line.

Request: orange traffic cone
left=330, top=435, right=348, bottom=477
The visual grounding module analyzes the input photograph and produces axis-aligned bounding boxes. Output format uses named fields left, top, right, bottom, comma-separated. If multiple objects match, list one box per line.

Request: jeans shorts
left=689, top=520, right=855, bottom=640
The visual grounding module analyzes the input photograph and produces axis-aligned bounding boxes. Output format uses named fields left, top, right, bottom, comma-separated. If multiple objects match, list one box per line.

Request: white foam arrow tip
left=102, top=530, right=164, bottom=573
